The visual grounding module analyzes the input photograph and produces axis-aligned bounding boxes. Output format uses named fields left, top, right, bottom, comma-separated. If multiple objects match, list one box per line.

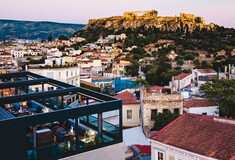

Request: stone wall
left=124, top=10, right=158, bottom=18
left=140, top=89, right=183, bottom=130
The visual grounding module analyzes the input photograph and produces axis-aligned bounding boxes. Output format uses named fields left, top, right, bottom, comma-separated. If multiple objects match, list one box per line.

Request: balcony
left=0, top=71, right=122, bottom=160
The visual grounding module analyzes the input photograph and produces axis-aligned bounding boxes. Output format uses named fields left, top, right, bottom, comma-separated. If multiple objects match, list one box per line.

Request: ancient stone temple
left=124, top=10, right=158, bottom=18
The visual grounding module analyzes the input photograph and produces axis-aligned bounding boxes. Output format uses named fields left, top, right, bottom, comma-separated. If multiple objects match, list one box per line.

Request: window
left=75, top=70, right=77, bottom=75
left=199, top=76, right=209, bottom=81
left=163, top=109, right=169, bottom=113
left=127, top=110, right=132, bottom=119
left=151, top=109, right=158, bottom=120
left=47, top=72, right=54, bottom=79
left=35, top=87, right=39, bottom=92
left=71, top=70, right=73, bottom=76
left=66, top=71, right=69, bottom=77
left=59, top=72, right=61, bottom=78
left=158, top=152, right=163, bottom=160
left=174, top=108, right=179, bottom=114
left=120, top=71, right=124, bottom=75
left=48, top=87, right=54, bottom=91
left=202, top=112, right=207, bottom=115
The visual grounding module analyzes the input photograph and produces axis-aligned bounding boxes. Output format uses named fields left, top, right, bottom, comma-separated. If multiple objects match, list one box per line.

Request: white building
left=28, top=65, right=80, bottom=90
left=191, top=69, right=217, bottom=94
left=184, top=99, right=219, bottom=116
left=45, top=57, right=65, bottom=67
left=69, top=50, right=82, bottom=56
left=169, top=73, right=192, bottom=91
left=11, top=50, right=41, bottom=57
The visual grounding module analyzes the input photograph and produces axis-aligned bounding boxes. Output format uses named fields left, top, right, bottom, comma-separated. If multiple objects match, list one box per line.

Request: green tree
left=126, top=60, right=139, bottom=77
left=177, top=59, right=184, bottom=66
left=152, top=110, right=180, bottom=131
left=200, top=79, right=235, bottom=118
left=135, top=78, right=149, bottom=88
left=59, top=35, right=69, bottom=40
left=48, top=34, right=52, bottom=41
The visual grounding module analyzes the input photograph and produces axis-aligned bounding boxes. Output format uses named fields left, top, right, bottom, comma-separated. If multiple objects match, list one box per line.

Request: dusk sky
left=1, top=0, right=235, bottom=28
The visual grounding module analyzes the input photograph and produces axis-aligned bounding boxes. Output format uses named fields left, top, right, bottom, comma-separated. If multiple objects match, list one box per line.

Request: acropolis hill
left=84, top=10, right=215, bottom=32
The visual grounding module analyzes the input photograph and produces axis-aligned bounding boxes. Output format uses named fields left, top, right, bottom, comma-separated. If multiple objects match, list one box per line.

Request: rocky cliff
left=83, top=10, right=215, bottom=33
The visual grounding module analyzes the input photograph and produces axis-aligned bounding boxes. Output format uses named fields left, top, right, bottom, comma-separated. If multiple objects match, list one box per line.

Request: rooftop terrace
left=0, top=71, right=122, bottom=160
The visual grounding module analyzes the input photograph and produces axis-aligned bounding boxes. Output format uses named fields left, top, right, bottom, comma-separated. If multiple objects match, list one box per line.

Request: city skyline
left=1, top=0, right=235, bottom=28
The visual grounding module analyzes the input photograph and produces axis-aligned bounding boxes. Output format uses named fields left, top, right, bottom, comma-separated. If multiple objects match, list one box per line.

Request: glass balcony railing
left=27, top=133, right=115, bottom=160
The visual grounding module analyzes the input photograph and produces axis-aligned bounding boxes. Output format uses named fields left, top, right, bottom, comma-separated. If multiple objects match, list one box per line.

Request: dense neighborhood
left=0, top=10, right=235, bottom=160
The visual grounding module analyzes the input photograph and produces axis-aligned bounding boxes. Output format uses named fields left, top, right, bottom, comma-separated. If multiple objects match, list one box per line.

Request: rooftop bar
left=0, top=71, right=122, bottom=160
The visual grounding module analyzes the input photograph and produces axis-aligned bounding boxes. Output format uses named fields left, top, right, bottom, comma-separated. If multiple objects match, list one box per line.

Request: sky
left=1, top=0, right=235, bottom=28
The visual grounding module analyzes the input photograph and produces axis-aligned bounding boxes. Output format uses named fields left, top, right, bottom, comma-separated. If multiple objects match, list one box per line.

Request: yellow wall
left=63, top=57, right=73, bottom=63
left=151, top=141, right=211, bottom=160
left=122, top=104, right=140, bottom=127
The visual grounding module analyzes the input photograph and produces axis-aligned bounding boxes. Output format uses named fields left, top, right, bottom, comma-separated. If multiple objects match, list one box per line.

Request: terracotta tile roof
left=80, top=80, right=97, bottom=88
left=196, top=69, right=217, bottom=74
left=148, top=86, right=169, bottom=93
left=149, top=114, right=235, bottom=160
left=174, top=73, right=191, bottom=80
left=115, top=91, right=139, bottom=105
left=133, top=145, right=151, bottom=155
left=184, top=99, right=218, bottom=108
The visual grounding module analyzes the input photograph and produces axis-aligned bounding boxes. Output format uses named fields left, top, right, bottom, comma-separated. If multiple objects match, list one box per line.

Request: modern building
left=191, top=69, right=217, bottom=94
left=149, top=113, right=235, bottom=160
left=0, top=71, right=124, bottom=160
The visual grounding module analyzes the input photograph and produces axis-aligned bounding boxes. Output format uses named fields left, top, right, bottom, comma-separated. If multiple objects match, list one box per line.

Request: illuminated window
left=127, top=110, right=132, bottom=119
left=158, top=152, right=163, bottom=160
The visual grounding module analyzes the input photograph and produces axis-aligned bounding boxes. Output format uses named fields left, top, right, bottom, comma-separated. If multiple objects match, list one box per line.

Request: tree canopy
left=152, top=110, right=180, bottom=131
left=58, top=35, right=69, bottom=40
left=200, top=79, right=235, bottom=118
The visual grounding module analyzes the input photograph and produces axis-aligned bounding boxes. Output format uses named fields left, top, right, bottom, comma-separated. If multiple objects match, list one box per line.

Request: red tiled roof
left=196, top=69, right=217, bottom=74
left=101, top=59, right=109, bottom=62
left=115, top=91, right=139, bottom=105
left=184, top=99, right=218, bottom=108
left=148, top=86, right=169, bottom=93
left=80, top=80, right=97, bottom=88
left=149, top=113, right=235, bottom=160
left=133, top=145, right=151, bottom=155
left=174, top=73, right=191, bottom=80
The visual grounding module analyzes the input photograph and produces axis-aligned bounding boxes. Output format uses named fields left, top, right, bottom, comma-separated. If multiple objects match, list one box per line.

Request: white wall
left=61, top=142, right=125, bottom=160
left=187, top=106, right=219, bottom=116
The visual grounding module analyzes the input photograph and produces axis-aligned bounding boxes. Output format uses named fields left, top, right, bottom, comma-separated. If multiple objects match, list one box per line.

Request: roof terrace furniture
left=0, top=71, right=122, bottom=160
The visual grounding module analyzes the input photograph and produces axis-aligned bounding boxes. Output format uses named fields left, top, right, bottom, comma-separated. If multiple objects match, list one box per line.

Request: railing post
left=119, top=108, right=123, bottom=140
left=61, top=95, right=64, bottom=109
left=98, top=113, right=103, bottom=135
left=75, top=118, right=79, bottom=150
left=86, top=97, right=89, bottom=123
left=14, top=77, right=17, bottom=95
left=42, top=83, right=45, bottom=104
